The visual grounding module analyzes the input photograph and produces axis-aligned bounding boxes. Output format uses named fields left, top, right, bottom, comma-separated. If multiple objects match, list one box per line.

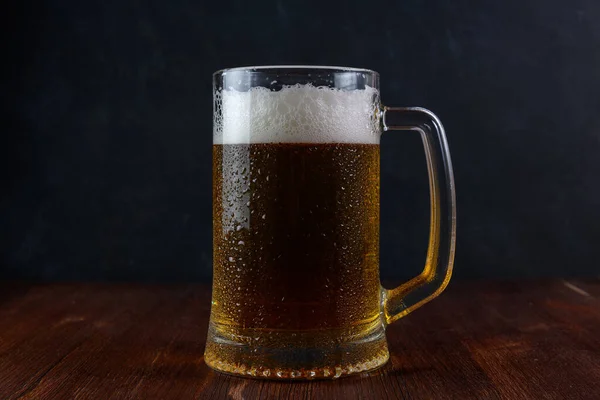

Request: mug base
left=204, top=323, right=389, bottom=380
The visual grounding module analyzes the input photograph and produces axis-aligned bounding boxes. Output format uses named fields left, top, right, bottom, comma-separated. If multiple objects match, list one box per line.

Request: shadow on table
left=200, top=361, right=414, bottom=400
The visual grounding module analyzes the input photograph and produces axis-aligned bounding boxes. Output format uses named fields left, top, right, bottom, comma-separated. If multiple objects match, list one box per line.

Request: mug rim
left=213, top=65, right=378, bottom=77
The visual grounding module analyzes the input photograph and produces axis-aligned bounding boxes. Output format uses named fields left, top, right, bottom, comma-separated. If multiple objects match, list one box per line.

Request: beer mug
left=205, top=66, right=456, bottom=379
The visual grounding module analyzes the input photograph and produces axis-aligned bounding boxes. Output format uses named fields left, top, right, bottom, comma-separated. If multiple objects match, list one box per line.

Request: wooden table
left=1, top=280, right=599, bottom=399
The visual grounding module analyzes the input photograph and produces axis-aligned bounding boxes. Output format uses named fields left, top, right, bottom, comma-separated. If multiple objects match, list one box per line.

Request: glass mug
left=205, top=66, right=456, bottom=379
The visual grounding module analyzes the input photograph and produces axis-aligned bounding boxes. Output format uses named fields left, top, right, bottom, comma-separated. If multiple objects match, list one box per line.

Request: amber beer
left=206, top=83, right=390, bottom=378
left=207, top=142, right=386, bottom=376
left=212, top=143, right=381, bottom=335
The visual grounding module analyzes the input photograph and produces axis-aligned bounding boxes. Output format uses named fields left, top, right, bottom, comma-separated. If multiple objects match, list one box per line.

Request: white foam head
left=214, top=84, right=380, bottom=144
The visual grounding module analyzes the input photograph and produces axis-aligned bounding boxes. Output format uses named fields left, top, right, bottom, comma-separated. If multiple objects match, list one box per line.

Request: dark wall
left=2, top=0, right=600, bottom=282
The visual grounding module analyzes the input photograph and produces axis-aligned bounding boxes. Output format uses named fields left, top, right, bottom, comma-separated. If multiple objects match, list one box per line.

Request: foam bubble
left=214, top=84, right=380, bottom=144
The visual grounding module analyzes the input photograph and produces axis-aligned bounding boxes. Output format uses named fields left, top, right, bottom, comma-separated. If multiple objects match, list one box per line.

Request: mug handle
left=381, top=107, right=457, bottom=325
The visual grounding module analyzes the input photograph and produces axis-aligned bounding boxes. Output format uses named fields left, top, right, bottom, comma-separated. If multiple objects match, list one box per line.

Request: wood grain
left=0, top=281, right=599, bottom=399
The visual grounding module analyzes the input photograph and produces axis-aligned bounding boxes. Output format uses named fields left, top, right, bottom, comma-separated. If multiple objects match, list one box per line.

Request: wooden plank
left=0, top=282, right=599, bottom=399
left=0, top=285, right=89, bottom=354
left=13, top=285, right=198, bottom=400
left=0, top=284, right=121, bottom=399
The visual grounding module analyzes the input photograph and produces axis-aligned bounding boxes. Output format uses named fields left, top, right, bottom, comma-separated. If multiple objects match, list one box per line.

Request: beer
left=206, top=66, right=457, bottom=381
left=206, top=84, right=389, bottom=378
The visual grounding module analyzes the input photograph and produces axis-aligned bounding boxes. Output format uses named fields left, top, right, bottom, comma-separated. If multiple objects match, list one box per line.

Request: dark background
left=2, top=0, right=600, bottom=282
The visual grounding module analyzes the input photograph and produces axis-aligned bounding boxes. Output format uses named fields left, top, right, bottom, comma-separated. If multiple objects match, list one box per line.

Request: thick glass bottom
left=204, top=322, right=389, bottom=380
